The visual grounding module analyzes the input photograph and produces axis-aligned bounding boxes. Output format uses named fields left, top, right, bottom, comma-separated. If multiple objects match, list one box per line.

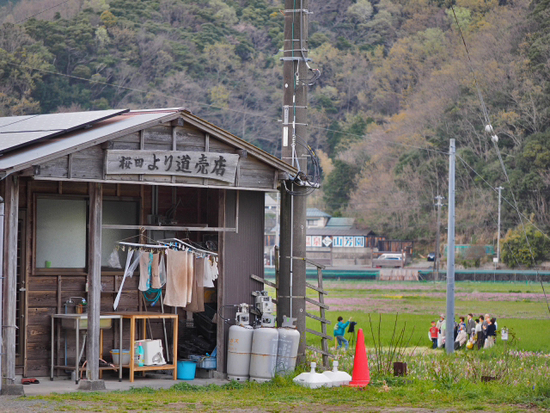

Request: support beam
left=0, top=196, right=4, bottom=393
left=3, top=176, right=19, bottom=390
left=81, top=183, right=105, bottom=389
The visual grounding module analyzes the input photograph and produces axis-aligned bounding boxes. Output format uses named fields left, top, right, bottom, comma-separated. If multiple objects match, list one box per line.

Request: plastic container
left=136, top=343, right=144, bottom=366
left=110, top=349, right=130, bottom=365
left=190, top=355, right=217, bottom=369
left=134, top=339, right=165, bottom=365
left=293, top=362, right=331, bottom=389
left=322, top=361, right=352, bottom=387
left=177, top=360, right=197, bottom=380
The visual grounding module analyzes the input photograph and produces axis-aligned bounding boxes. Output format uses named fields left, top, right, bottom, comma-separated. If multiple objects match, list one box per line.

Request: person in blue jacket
left=334, top=316, right=352, bottom=350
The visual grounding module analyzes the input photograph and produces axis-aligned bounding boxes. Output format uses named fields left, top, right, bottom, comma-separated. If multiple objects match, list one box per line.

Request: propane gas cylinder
left=227, top=304, right=254, bottom=381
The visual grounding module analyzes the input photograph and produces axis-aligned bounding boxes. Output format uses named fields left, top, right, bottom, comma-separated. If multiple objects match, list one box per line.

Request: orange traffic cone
left=349, top=328, right=370, bottom=387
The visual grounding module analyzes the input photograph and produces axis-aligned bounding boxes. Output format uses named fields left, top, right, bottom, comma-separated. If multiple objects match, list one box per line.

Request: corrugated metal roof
left=0, top=109, right=128, bottom=154
left=306, top=208, right=331, bottom=218
left=0, top=108, right=299, bottom=179
left=307, top=227, right=375, bottom=236
left=0, top=110, right=176, bottom=176
left=326, top=217, right=355, bottom=228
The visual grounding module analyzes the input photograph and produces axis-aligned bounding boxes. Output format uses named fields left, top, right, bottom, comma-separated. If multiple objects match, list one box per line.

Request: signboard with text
left=105, top=150, right=239, bottom=183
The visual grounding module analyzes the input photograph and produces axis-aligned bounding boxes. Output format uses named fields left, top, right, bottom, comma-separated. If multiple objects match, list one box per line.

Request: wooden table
left=105, top=312, right=178, bottom=382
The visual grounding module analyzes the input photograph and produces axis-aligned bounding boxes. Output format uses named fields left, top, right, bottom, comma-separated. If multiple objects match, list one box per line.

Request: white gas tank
left=249, top=326, right=279, bottom=382
left=227, top=304, right=254, bottom=381
left=275, top=316, right=300, bottom=375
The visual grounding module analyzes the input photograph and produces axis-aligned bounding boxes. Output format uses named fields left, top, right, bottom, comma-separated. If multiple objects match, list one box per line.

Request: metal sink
left=59, top=314, right=112, bottom=330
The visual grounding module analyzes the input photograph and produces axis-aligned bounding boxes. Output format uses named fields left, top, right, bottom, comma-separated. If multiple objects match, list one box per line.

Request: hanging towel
left=158, top=253, right=167, bottom=287
left=186, top=257, right=205, bottom=313
left=139, top=252, right=152, bottom=292
left=151, top=253, right=162, bottom=289
left=164, top=249, right=189, bottom=307
left=186, top=251, right=194, bottom=304
left=204, top=256, right=218, bottom=287
left=202, top=257, right=214, bottom=288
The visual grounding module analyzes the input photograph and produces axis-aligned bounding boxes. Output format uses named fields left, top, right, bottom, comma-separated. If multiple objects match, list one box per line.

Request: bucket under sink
left=60, top=314, right=112, bottom=330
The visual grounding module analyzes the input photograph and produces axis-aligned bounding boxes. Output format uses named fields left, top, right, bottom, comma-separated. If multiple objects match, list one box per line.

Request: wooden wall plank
left=71, top=147, right=104, bottom=180
left=37, top=157, right=69, bottom=178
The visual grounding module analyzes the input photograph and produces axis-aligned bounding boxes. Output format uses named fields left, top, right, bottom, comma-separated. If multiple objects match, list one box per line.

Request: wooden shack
left=0, top=108, right=295, bottom=382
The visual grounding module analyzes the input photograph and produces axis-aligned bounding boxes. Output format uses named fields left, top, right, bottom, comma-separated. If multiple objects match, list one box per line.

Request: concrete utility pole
left=278, top=0, right=310, bottom=362
left=445, top=139, right=456, bottom=354
left=0, top=197, right=4, bottom=394
left=434, top=195, right=444, bottom=282
left=496, top=186, right=504, bottom=263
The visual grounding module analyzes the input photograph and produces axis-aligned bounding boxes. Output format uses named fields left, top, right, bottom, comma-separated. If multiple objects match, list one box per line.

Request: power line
left=15, top=0, right=74, bottom=24
left=6, top=60, right=449, bottom=158
left=450, top=4, right=549, bottom=315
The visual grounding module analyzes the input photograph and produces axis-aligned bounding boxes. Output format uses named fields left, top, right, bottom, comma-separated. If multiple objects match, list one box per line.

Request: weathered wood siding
left=19, top=180, right=169, bottom=377
left=35, top=122, right=278, bottom=190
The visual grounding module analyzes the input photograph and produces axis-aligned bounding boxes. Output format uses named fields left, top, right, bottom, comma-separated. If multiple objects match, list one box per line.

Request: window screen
left=36, top=198, right=87, bottom=268
left=102, top=200, right=139, bottom=267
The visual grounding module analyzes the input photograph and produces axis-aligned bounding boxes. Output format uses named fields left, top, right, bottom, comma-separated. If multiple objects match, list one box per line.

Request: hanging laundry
left=202, top=257, right=214, bottom=288
left=203, top=256, right=219, bottom=287
left=107, top=247, right=122, bottom=269
left=139, top=252, right=152, bottom=292
left=151, top=252, right=162, bottom=289
left=186, top=257, right=205, bottom=313
left=186, top=251, right=194, bottom=304
left=164, top=249, right=189, bottom=307
left=113, top=250, right=141, bottom=310
left=158, top=253, right=167, bottom=287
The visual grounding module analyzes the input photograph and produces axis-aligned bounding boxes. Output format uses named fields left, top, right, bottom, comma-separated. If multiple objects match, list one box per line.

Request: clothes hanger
left=157, top=237, right=218, bottom=257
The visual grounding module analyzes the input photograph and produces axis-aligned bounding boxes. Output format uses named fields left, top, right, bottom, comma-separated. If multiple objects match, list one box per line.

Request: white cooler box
left=134, top=339, right=166, bottom=366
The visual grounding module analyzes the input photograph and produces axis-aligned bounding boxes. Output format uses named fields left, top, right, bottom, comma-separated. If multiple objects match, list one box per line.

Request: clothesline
left=157, top=238, right=218, bottom=257
left=112, top=238, right=219, bottom=310
left=115, top=241, right=168, bottom=250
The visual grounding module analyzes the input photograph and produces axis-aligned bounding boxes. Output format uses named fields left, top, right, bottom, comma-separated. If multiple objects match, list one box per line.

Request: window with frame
left=36, top=198, right=87, bottom=269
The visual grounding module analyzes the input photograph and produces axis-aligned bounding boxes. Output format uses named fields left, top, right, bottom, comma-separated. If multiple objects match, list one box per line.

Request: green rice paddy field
left=304, top=280, right=550, bottom=352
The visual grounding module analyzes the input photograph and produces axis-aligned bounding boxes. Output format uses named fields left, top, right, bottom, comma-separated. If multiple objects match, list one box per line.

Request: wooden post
left=317, top=266, right=329, bottom=368
left=216, top=189, right=226, bottom=376
left=0, top=195, right=4, bottom=393
left=82, top=182, right=104, bottom=389
left=3, top=175, right=19, bottom=387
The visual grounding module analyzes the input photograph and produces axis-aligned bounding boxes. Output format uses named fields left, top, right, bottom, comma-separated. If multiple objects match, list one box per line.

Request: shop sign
left=105, top=150, right=239, bottom=183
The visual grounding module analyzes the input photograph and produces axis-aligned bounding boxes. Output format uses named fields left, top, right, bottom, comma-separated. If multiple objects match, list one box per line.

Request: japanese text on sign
left=105, top=150, right=239, bottom=183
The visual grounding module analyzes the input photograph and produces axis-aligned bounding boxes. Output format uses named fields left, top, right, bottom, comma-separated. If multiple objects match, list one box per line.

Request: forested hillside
left=1, top=0, right=550, bottom=254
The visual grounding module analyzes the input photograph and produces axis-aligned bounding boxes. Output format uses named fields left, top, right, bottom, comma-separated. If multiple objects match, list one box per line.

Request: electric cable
left=15, top=0, right=74, bottom=24
left=450, top=4, right=549, bottom=315
left=5, top=59, right=447, bottom=158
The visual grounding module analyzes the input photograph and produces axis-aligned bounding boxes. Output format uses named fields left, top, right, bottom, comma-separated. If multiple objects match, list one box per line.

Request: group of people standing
left=429, top=313, right=497, bottom=350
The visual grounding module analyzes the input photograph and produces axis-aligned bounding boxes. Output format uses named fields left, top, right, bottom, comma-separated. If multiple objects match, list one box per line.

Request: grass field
left=304, top=280, right=550, bottom=353
left=19, top=280, right=550, bottom=412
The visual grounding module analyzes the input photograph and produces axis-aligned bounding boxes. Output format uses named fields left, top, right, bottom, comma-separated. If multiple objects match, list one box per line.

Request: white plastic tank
left=227, top=304, right=254, bottom=381
left=275, top=316, right=300, bottom=375
left=293, top=362, right=331, bottom=389
left=249, top=326, right=279, bottom=382
left=322, top=360, right=352, bottom=387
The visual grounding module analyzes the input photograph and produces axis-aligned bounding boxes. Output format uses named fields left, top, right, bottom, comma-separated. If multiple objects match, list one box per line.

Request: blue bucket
left=177, top=360, right=196, bottom=380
